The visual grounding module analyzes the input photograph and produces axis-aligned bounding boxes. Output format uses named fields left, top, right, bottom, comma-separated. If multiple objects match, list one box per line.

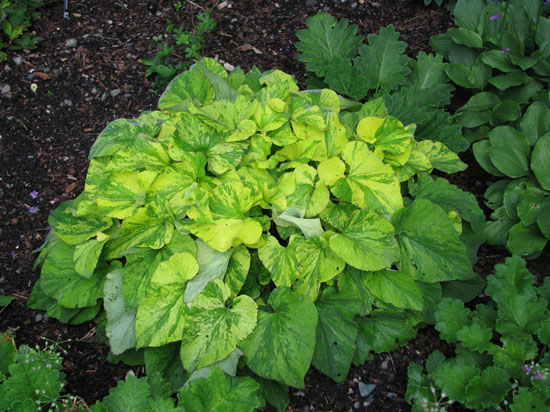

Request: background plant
left=295, top=12, right=469, bottom=153
left=430, top=0, right=550, bottom=257
left=0, top=331, right=262, bottom=412
left=406, top=255, right=550, bottom=411
left=0, top=0, right=44, bottom=61
left=141, top=4, right=216, bottom=88
left=29, top=57, right=485, bottom=411
left=0, top=331, right=89, bottom=411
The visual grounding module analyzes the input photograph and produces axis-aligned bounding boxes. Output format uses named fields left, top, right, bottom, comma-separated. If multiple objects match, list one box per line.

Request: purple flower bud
left=502, top=48, right=511, bottom=52
left=534, top=372, right=544, bottom=380
left=490, top=14, right=504, bottom=21
left=522, top=365, right=532, bottom=374
left=546, top=0, right=550, bottom=4
left=28, top=206, right=39, bottom=214
left=29, top=190, right=39, bottom=199
left=533, top=17, right=537, bottom=23
left=10, top=251, right=16, bottom=259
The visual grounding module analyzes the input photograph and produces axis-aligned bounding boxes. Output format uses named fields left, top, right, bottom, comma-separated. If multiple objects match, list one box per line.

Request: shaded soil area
left=1, top=0, right=548, bottom=410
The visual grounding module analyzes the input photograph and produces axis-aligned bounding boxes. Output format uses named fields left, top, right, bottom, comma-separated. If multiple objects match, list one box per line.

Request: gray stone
left=35, top=314, right=43, bottom=322
left=358, top=382, right=376, bottom=397
left=353, top=401, right=360, bottom=409
left=3, top=65, right=11, bottom=71
left=1, top=84, right=10, bottom=94
left=381, top=360, right=389, bottom=369
left=65, top=38, right=78, bottom=48
left=110, top=89, right=121, bottom=97
left=64, top=99, right=73, bottom=107
left=13, top=56, right=22, bottom=65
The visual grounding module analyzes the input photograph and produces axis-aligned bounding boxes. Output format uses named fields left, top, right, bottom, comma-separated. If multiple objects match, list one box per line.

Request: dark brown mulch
left=1, top=1, right=546, bottom=411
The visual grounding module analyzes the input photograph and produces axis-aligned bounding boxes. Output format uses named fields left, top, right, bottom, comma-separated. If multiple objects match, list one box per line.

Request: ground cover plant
left=0, top=329, right=264, bottom=412
left=406, top=256, right=550, bottom=411
left=430, top=0, right=550, bottom=257
left=0, top=330, right=88, bottom=411
left=1, top=0, right=548, bottom=411
left=28, top=56, right=483, bottom=410
left=142, top=4, right=216, bottom=88
left=0, top=0, right=44, bottom=61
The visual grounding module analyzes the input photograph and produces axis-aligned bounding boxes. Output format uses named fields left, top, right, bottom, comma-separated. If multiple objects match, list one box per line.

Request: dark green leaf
left=409, top=174, right=485, bottom=231
left=491, top=100, right=521, bottom=124
left=355, top=25, right=411, bottom=92
left=520, top=102, right=550, bottom=146
left=453, top=0, right=485, bottom=32
left=461, top=92, right=501, bottom=112
left=435, top=298, right=471, bottom=343
left=447, top=27, right=483, bottom=48
left=295, top=13, right=363, bottom=78
left=312, top=289, right=360, bottom=383
left=517, top=188, right=545, bottom=226
left=507, top=223, right=548, bottom=256
left=464, top=366, right=512, bottom=410
left=324, top=56, right=368, bottom=101
left=531, top=135, right=550, bottom=190
left=393, top=199, right=475, bottom=283
left=432, top=357, right=479, bottom=403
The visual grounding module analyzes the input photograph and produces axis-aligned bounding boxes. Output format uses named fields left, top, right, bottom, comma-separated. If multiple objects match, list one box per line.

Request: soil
left=1, top=0, right=548, bottom=411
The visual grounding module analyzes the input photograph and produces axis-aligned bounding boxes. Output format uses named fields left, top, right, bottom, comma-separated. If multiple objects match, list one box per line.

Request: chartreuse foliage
left=429, top=0, right=550, bottom=257
left=295, top=13, right=468, bottom=152
left=406, top=256, right=550, bottom=411
left=30, top=58, right=479, bottom=411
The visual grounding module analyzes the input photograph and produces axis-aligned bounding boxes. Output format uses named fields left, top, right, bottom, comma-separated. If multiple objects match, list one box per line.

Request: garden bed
left=1, top=0, right=548, bottom=411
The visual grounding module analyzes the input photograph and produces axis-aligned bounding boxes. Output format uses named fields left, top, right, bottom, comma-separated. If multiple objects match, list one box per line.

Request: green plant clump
left=142, top=6, right=216, bottom=88
left=429, top=0, right=550, bottom=257
left=30, top=58, right=482, bottom=410
left=0, top=332, right=88, bottom=411
left=0, top=0, right=44, bottom=61
left=406, top=255, right=550, bottom=411
left=0, top=331, right=262, bottom=412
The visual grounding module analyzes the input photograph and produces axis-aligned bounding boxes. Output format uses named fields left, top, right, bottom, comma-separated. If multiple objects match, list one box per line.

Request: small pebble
left=358, top=382, right=376, bottom=397
left=3, top=65, right=10, bottom=71
left=64, top=99, right=73, bottom=107
left=306, top=0, right=317, bottom=5
left=35, top=314, right=43, bottom=322
left=110, top=89, right=121, bottom=97
left=13, top=56, right=22, bottom=65
left=354, top=401, right=360, bottom=409
left=351, top=1, right=358, bottom=7
left=386, top=392, right=398, bottom=398
left=65, top=38, right=78, bottom=48
left=1, top=84, right=10, bottom=94
left=381, top=360, right=389, bottom=369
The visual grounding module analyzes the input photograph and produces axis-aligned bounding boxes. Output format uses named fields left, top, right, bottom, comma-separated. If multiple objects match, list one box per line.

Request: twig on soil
left=78, top=327, right=96, bottom=342
left=187, top=0, right=204, bottom=9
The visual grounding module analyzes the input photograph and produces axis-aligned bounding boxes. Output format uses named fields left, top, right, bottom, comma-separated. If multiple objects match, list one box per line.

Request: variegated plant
left=30, top=58, right=479, bottom=410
